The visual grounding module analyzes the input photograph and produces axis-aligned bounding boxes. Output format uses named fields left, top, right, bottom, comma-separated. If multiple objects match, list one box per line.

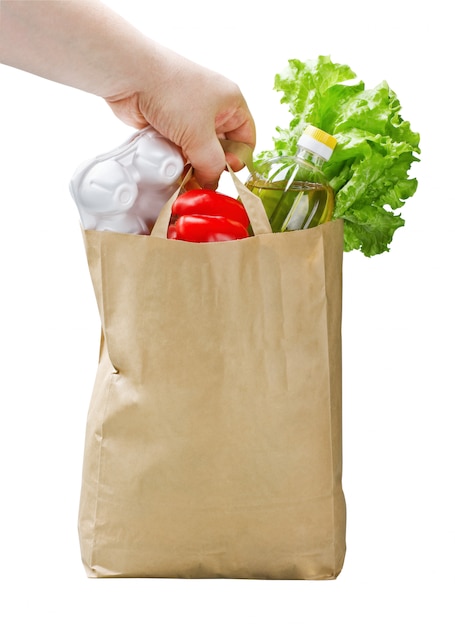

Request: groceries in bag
left=255, top=55, right=421, bottom=256
left=69, top=125, right=336, bottom=241
left=168, top=188, right=250, bottom=242
left=245, top=125, right=337, bottom=232
left=69, top=126, right=185, bottom=234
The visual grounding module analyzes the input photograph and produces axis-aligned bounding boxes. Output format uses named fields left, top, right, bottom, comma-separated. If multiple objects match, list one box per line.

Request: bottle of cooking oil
left=245, top=125, right=337, bottom=232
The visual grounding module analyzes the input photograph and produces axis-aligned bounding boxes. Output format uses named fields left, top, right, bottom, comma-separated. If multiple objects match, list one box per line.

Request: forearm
left=0, top=0, right=175, bottom=99
left=1, top=0, right=256, bottom=188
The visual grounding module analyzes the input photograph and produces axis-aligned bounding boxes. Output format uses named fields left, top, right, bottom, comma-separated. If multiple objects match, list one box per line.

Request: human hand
left=104, top=47, right=256, bottom=189
left=0, top=1, right=255, bottom=189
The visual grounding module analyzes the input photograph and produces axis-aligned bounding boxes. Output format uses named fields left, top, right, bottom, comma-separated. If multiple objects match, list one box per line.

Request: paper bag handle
left=150, top=142, right=272, bottom=239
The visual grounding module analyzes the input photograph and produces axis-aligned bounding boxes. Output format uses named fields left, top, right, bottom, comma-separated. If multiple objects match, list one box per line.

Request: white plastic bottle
left=69, top=127, right=185, bottom=234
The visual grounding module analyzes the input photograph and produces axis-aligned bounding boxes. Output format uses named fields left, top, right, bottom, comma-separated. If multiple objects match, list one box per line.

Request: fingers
left=186, top=133, right=254, bottom=189
left=122, top=51, right=256, bottom=189
left=224, top=152, right=244, bottom=173
left=188, top=110, right=256, bottom=188
left=187, top=137, right=227, bottom=190
left=218, top=113, right=256, bottom=152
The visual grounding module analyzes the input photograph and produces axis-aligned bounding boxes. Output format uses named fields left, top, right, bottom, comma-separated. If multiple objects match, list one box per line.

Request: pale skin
left=0, top=0, right=256, bottom=189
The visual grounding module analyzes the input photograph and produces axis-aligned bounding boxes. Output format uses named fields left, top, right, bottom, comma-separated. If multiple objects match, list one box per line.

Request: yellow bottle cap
left=303, top=125, right=337, bottom=149
left=298, top=125, right=337, bottom=161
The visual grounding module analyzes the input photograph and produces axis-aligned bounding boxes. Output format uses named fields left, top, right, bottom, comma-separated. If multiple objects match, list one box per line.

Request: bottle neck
left=296, top=146, right=327, bottom=169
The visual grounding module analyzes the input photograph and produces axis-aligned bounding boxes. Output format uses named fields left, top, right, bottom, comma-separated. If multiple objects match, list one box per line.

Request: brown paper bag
left=78, top=166, right=346, bottom=579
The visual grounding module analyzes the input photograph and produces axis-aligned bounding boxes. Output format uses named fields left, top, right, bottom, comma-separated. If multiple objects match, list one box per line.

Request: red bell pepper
left=169, top=188, right=250, bottom=243
left=172, top=189, right=249, bottom=228
left=170, top=214, right=248, bottom=243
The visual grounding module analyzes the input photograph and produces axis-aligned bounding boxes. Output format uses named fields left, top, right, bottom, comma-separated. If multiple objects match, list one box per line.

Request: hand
left=1, top=1, right=255, bottom=190
left=104, top=47, right=256, bottom=189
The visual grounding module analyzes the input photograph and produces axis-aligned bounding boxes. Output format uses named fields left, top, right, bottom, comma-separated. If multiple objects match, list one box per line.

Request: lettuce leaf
left=255, top=55, right=421, bottom=256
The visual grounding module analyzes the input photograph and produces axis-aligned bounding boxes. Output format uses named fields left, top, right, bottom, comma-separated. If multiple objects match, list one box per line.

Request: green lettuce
left=255, top=56, right=421, bottom=256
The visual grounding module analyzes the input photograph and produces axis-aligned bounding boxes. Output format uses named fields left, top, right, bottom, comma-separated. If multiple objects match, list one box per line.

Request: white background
left=0, top=1, right=453, bottom=624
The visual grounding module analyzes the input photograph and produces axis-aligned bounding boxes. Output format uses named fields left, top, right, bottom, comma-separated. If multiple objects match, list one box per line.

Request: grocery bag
left=78, top=162, right=346, bottom=579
